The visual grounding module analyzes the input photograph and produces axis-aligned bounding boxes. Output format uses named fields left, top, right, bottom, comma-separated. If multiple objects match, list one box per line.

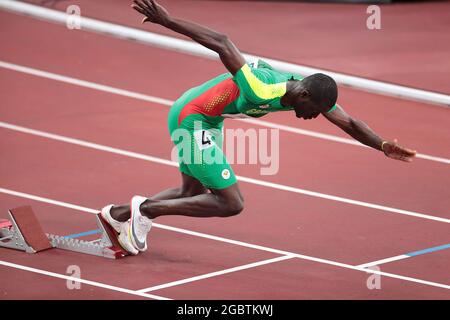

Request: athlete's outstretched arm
left=323, top=105, right=417, bottom=162
left=132, top=0, right=246, bottom=74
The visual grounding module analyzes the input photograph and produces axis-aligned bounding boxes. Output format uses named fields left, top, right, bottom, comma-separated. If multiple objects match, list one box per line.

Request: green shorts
left=167, top=98, right=237, bottom=190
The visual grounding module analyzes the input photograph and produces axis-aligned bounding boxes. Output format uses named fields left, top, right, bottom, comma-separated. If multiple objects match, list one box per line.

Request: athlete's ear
left=300, top=88, right=310, bottom=98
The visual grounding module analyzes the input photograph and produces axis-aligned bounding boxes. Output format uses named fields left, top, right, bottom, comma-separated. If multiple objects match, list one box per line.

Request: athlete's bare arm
left=323, top=105, right=417, bottom=162
left=132, top=0, right=246, bottom=74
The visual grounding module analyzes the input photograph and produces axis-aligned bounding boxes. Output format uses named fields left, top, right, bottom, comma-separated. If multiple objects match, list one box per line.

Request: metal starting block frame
left=0, top=206, right=129, bottom=259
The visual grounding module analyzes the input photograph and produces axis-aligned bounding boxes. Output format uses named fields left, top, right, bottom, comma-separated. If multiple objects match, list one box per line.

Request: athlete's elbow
left=346, top=118, right=361, bottom=132
left=217, top=35, right=232, bottom=54
left=350, top=118, right=370, bottom=133
left=207, top=34, right=230, bottom=56
left=216, top=33, right=229, bottom=44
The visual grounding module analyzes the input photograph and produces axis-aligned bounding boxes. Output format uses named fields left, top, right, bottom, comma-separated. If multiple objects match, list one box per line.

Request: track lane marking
left=358, top=243, right=450, bottom=268
left=407, top=243, right=450, bottom=257
left=0, top=260, right=170, bottom=300
left=138, top=255, right=296, bottom=293
left=357, top=255, right=410, bottom=269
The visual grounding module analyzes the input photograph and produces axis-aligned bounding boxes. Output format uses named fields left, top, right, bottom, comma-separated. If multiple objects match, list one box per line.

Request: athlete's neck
left=280, top=80, right=299, bottom=107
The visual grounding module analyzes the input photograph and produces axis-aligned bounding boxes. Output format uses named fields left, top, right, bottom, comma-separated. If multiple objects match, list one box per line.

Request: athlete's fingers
left=145, top=0, right=157, bottom=11
left=133, top=0, right=148, bottom=14
left=394, top=143, right=416, bottom=157
left=391, top=151, right=414, bottom=162
left=400, top=150, right=415, bottom=158
left=139, top=0, right=157, bottom=18
left=400, top=156, right=413, bottom=162
left=131, top=5, right=140, bottom=13
left=403, top=148, right=417, bottom=156
left=142, top=0, right=151, bottom=9
left=135, top=6, right=151, bottom=20
left=137, top=0, right=153, bottom=13
left=153, top=0, right=162, bottom=11
left=133, top=0, right=146, bottom=9
left=131, top=0, right=142, bottom=10
left=132, top=4, right=146, bottom=16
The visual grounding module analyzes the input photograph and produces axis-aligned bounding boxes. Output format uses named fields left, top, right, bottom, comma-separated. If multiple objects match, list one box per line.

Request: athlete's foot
left=129, top=195, right=153, bottom=252
left=117, top=221, right=139, bottom=255
left=100, top=204, right=124, bottom=233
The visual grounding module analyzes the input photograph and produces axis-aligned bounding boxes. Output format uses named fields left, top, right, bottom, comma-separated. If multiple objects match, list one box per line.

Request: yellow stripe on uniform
left=241, top=64, right=287, bottom=100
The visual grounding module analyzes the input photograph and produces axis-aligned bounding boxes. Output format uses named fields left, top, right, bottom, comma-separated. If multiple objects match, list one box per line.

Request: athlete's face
left=285, top=80, right=330, bottom=120
left=293, top=101, right=322, bottom=120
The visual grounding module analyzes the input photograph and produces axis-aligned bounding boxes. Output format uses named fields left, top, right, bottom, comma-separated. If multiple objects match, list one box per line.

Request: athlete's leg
left=139, top=182, right=244, bottom=219
left=152, top=173, right=208, bottom=200
left=110, top=172, right=208, bottom=222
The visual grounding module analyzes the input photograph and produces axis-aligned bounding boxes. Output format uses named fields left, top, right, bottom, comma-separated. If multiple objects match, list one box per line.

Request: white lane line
left=357, top=255, right=410, bottom=269
left=237, top=175, right=450, bottom=223
left=358, top=243, right=450, bottom=269
left=0, top=61, right=173, bottom=106
left=1, top=0, right=449, bottom=107
left=138, top=255, right=295, bottom=293
left=0, top=260, right=170, bottom=300
left=0, top=60, right=448, bottom=165
left=0, top=187, right=100, bottom=214
left=1, top=121, right=448, bottom=223
left=0, top=121, right=177, bottom=168
left=1, top=187, right=449, bottom=291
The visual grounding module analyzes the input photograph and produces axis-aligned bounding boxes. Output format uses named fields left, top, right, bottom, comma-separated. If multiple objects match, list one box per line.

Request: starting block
left=0, top=206, right=129, bottom=259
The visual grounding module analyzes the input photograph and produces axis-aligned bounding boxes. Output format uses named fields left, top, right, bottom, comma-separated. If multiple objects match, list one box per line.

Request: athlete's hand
left=382, top=139, right=417, bottom=162
left=132, top=0, right=170, bottom=26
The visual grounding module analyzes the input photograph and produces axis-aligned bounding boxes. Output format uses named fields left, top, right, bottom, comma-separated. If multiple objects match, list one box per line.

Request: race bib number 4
left=194, top=130, right=215, bottom=150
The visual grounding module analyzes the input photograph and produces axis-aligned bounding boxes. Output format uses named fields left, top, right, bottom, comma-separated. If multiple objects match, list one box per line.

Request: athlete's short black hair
left=302, top=73, right=338, bottom=111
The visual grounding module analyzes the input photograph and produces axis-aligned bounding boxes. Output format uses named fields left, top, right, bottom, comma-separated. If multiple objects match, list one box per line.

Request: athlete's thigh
left=180, top=172, right=207, bottom=196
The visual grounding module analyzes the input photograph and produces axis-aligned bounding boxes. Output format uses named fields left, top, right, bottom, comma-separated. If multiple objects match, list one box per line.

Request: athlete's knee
left=221, top=197, right=244, bottom=217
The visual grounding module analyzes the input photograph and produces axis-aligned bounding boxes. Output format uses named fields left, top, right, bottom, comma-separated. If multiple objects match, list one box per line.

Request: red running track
left=0, top=4, right=449, bottom=299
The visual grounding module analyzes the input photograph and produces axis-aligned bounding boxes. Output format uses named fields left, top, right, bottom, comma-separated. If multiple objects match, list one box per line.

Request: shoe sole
left=118, top=222, right=139, bottom=255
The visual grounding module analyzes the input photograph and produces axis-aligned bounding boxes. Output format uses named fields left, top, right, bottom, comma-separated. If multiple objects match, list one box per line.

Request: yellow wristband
left=381, top=141, right=388, bottom=151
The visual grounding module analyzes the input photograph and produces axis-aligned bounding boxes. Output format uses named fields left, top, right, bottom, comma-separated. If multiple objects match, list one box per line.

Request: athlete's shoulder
left=257, top=59, right=275, bottom=70
left=245, top=58, right=274, bottom=70
left=249, top=58, right=299, bottom=76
